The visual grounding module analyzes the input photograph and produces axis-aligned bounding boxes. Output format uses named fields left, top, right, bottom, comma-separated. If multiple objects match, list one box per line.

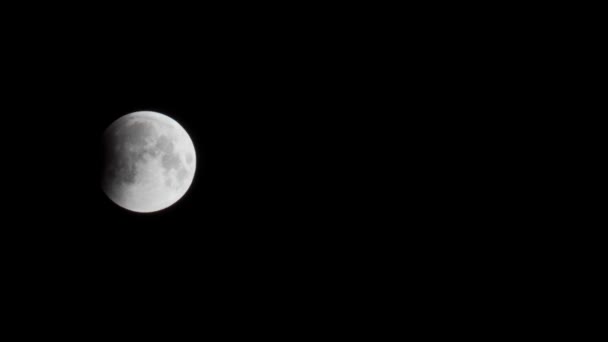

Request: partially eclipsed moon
left=102, top=111, right=196, bottom=213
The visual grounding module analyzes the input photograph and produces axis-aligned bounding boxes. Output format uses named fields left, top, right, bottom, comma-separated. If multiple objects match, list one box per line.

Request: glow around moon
left=102, top=111, right=196, bottom=213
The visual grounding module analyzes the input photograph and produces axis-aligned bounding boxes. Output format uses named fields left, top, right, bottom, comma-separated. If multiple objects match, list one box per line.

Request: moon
left=101, top=111, right=196, bottom=213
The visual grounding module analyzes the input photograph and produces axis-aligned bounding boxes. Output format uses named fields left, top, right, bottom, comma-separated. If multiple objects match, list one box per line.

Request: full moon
left=102, top=111, right=196, bottom=213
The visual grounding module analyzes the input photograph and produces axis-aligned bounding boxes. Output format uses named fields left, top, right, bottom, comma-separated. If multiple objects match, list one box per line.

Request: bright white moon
left=102, top=111, right=196, bottom=213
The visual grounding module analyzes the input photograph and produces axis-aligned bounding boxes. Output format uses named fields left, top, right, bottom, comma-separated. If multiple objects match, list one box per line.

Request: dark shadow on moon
left=118, top=120, right=156, bottom=146
left=103, top=120, right=158, bottom=187
left=103, top=126, right=189, bottom=192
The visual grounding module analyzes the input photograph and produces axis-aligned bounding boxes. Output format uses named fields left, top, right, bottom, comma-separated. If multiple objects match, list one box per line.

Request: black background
left=0, top=3, right=572, bottom=337
left=0, top=9, right=386, bottom=329
left=0, top=4, right=520, bottom=336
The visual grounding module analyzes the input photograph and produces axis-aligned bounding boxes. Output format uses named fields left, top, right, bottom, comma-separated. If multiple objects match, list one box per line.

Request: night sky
left=5, top=36, right=360, bottom=302
left=1, top=10, right=382, bottom=333
left=0, top=3, right=523, bottom=336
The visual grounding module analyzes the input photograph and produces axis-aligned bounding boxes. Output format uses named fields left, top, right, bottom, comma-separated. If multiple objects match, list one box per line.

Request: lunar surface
left=102, top=111, right=196, bottom=212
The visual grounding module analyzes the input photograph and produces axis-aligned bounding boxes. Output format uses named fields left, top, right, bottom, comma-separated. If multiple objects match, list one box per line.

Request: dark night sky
left=3, top=25, right=371, bottom=303
left=0, top=9, right=392, bottom=332
left=0, top=4, right=537, bottom=336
